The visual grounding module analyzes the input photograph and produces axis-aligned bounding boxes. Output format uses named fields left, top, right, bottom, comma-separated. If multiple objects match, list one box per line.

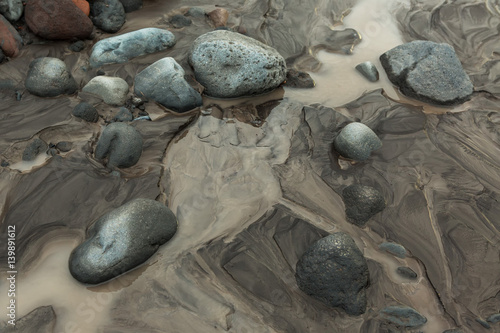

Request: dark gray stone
left=95, top=122, right=143, bottom=168
left=188, top=30, right=286, bottom=98
left=0, top=0, right=23, bottom=22
left=355, top=61, right=379, bottom=82
left=169, top=14, right=192, bottom=28
left=69, top=40, right=85, bottom=52
left=47, top=148, right=58, bottom=156
left=380, top=306, right=427, bottom=328
left=487, top=313, right=500, bottom=324
left=68, top=198, right=177, bottom=284
left=56, top=141, right=72, bottom=152
left=22, top=138, right=48, bottom=161
left=379, top=242, right=407, bottom=259
left=134, top=57, right=202, bottom=112
left=396, top=266, right=417, bottom=280
left=334, top=122, right=382, bottom=161
left=342, top=185, right=385, bottom=226
left=72, top=102, right=99, bottom=123
left=284, top=69, right=315, bottom=88
left=1, top=160, right=9, bottom=167
left=90, top=0, right=126, bottom=33
left=118, top=0, right=142, bottom=12
left=187, top=7, right=205, bottom=17
left=90, top=28, right=176, bottom=67
left=295, top=232, right=369, bottom=315
left=3, top=305, right=56, bottom=333
left=380, top=41, right=473, bottom=105
left=25, top=57, right=78, bottom=97
left=476, top=318, right=491, bottom=329
left=113, top=107, right=133, bottom=122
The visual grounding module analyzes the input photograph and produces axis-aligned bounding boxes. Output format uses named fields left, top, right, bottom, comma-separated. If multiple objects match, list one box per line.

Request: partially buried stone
left=187, top=7, right=205, bottom=18
left=90, top=0, right=126, bottom=33
left=69, top=40, right=85, bottom=52
left=113, top=107, right=133, bottom=122
left=56, top=141, right=73, bottom=152
left=380, top=306, right=427, bottom=328
left=134, top=57, right=202, bottom=112
left=379, top=242, right=407, bottom=259
left=380, top=41, right=473, bottom=105
left=342, top=185, right=385, bottom=226
left=72, top=102, right=99, bottom=122
left=68, top=198, right=177, bottom=284
left=95, top=122, right=142, bottom=168
left=295, top=232, right=369, bottom=315
left=118, top=0, right=142, bottom=13
left=4, top=305, right=56, bottom=333
left=334, top=122, right=382, bottom=161
left=22, top=138, right=48, bottom=161
left=284, top=69, right=315, bottom=88
left=396, top=266, right=417, bottom=280
left=82, top=76, right=129, bottom=106
left=169, top=14, right=191, bottom=28
left=355, top=61, right=379, bottom=82
left=25, top=57, right=78, bottom=97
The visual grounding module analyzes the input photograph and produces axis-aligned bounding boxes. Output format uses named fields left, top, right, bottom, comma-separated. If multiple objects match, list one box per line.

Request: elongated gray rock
left=379, top=242, right=407, bottom=258
left=342, top=185, right=385, bottom=226
left=380, top=41, right=473, bottom=105
left=25, top=58, right=77, bottom=97
left=69, top=198, right=177, bottom=284
left=82, top=76, right=129, bottom=106
left=90, top=0, right=126, bottom=33
left=0, top=0, right=23, bottom=21
left=380, top=306, right=427, bottom=328
left=95, top=122, right=143, bottom=168
left=89, top=28, right=176, bottom=67
left=188, top=30, right=286, bottom=98
left=334, top=122, right=382, bottom=161
left=134, top=57, right=202, bottom=112
left=295, top=232, right=369, bottom=315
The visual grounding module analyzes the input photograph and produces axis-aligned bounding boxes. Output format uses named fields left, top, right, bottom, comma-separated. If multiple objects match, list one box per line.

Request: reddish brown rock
left=72, top=0, right=90, bottom=16
left=207, top=8, right=229, bottom=28
left=25, top=0, right=93, bottom=40
left=0, top=14, right=22, bottom=57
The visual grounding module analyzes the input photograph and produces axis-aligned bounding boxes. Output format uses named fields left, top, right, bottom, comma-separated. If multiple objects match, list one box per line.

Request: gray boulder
left=334, top=122, right=382, bottom=161
left=134, top=57, right=202, bottom=112
left=72, top=102, right=99, bottom=122
left=90, top=0, right=126, bottom=33
left=89, top=28, right=176, bottom=67
left=69, top=198, right=177, bottom=284
left=355, top=61, right=379, bottom=82
left=22, top=138, right=47, bottom=161
left=295, top=232, right=369, bottom=315
left=82, top=76, right=129, bottom=106
left=379, top=306, right=427, bottom=328
left=342, top=185, right=385, bottom=226
left=380, top=41, right=473, bottom=105
left=95, top=122, right=142, bottom=168
left=25, top=57, right=78, bottom=97
left=0, top=0, right=23, bottom=21
left=119, top=0, right=142, bottom=12
left=188, top=30, right=286, bottom=98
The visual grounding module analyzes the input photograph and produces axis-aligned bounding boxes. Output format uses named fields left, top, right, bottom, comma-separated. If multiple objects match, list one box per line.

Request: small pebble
left=96, top=70, right=106, bottom=76
left=113, top=107, right=133, bottom=122
left=379, top=242, right=407, bottom=258
left=187, top=7, right=205, bottom=17
left=15, top=90, right=22, bottom=101
left=56, top=141, right=73, bottom=152
left=355, top=61, right=379, bottom=82
left=69, top=41, right=85, bottom=52
left=1, top=160, right=9, bottom=167
left=396, top=266, right=417, bottom=280
left=22, top=139, right=48, bottom=161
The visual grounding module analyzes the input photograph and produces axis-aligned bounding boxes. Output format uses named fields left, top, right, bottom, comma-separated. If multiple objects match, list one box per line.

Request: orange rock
left=0, top=15, right=22, bottom=57
left=72, top=0, right=90, bottom=16
left=207, top=8, right=229, bottom=28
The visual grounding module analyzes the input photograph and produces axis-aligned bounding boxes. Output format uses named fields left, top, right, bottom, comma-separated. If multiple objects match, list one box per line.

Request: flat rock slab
left=189, top=30, right=286, bottom=98
left=69, top=198, right=177, bottom=284
left=95, top=122, right=143, bottom=168
left=380, top=41, right=473, bottom=105
left=82, top=76, right=129, bottom=106
left=90, top=28, right=176, bottom=67
left=25, top=57, right=78, bottom=97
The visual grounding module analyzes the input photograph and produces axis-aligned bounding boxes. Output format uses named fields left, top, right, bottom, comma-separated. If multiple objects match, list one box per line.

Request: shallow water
left=1, top=0, right=500, bottom=332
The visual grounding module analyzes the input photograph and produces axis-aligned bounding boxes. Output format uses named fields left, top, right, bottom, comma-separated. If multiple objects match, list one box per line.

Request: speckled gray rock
left=22, top=138, right=47, bottom=161
left=82, top=76, right=129, bottom=106
left=113, top=107, right=133, bottom=122
left=95, top=122, right=142, bottom=168
left=487, top=314, right=500, bottom=324
left=90, top=0, right=126, bottom=33
left=89, top=28, right=176, bottom=67
left=379, top=242, right=407, bottom=259
left=342, top=185, right=385, bottom=226
left=72, top=102, right=99, bottom=122
left=188, top=30, right=286, bottom=98
left=3, top=306, right=56, bottom=333
left=380, top=41, right=473, bottom=105
left=334, top=122, right=382, bottom=161
left=355, top=61, right=379, bottom=82
left=134, top=57, right=202, bottom=112
left=118, top=0, right=142, bottom=13
left=0, top=0, right=23, bottom=21
left=396, top=266, right=417, bottom=280
left=380, top=306, right=427, bottom=328
left=295, top=232, right=369, bottom=315
left=69, top=198, right=177, bottom=284
left=25, top=58, right=77, bottom=97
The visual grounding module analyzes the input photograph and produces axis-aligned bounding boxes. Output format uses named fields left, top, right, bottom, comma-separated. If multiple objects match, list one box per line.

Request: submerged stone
left=380, top=306, right=427, bottom=327
left=113, top=107, right=133, bottom=122
left=95, top=122, right=143, bottom=168
left=355, top=61, right=379, bottom=82
left=334, top=122, right=382, bottom=161
left=69, top=198, right=177, bottom=284
left=342, top=185, right=385, bottom=226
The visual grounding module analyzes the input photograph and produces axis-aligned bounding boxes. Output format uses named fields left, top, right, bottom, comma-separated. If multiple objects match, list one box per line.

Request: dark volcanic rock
left=72, top=102, right=99, bottom=122
left=69, top=198, right=177, bottom=284
left=380, top=41, right=473, bottom=105
left=379, top=306, right=427, bottom=328
left=189, top=30, right=286, bottom=98
left=396, top=266, right=417, bottom=280
left=355, top=61, right=379, bottom=82
left=90, top=0, right=126, bottom=33
left=118, top=0, right=142, bottom=12
left=284, top=69, right=315, bottom=88
left=379, top=242, right=407, bottom=259
left=334, top=122, right=382, bottom=161
left=0, top=0, right=23, bottom=22
left=342, top=185, right=385, bottom=226
left=95, top=122, right=143, bottom=168
left=22, top=138, right=48, bottom=161
left=134, top=57, right=202, bottom=112
left=4, top=306, right=56, bottom=333
left=295, top=232, right=369, bottom=315
left=25, top=57, right=78, bottom=97
left=169, top=14, right=191, bottom=28
left=69, top=40, right=85, bottom=52
left=113, top=107, right=133, bottom=122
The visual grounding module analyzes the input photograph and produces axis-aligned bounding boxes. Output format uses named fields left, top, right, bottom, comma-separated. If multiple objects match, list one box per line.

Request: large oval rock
left=134, top=57, right=202, bottom=112
left=380, top=41, right=473, bottom=105
left=25, top=57, right=78, bottom=97
left=82, top=76, right=129, bottom=106
left=0, top=0, right=23, bottom=21
left=295, top=232, right=369, bottom=315
left=69, top=198, right=177, bottom=284
left=334, top=122, right=382, bottom=161
left=89, top=28, right=176, bottom=67
left=25, top=0, right=94, bottom=40
left=95, top=122, right=142, bottom=168
left=0, top=14, right=22, bottom=57
left=342, top=185, right=385, bottom=226
left=188, top=30, right=286, bottom=98
left=90, top=0, right=125, bottom=33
